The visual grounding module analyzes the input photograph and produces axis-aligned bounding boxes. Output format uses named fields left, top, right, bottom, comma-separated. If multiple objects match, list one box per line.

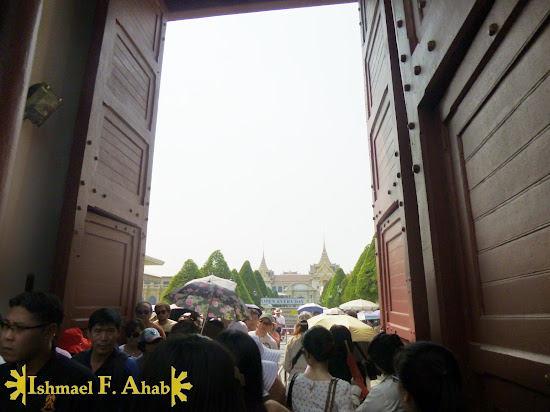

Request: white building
left=258, top=243, right=339, bottom=303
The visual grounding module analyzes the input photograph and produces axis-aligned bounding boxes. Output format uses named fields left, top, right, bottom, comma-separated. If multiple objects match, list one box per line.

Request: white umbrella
left=324, top=307, right=345, bottom=315
left=339, top=299, right=378, bottom=311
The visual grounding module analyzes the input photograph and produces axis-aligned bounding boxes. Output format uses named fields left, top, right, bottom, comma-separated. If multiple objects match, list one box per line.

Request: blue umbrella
left=297, top=303, right=323, bottom=314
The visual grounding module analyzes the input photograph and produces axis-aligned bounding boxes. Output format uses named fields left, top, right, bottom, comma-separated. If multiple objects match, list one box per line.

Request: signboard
left=260, top=298, right=308, bottom=306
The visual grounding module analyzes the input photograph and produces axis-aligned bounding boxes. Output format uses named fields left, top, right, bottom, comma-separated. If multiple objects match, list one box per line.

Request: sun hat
left=274, top=308, right=282, bottom=314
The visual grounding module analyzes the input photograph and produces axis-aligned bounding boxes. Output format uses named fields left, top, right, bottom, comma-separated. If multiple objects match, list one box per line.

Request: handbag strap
left=324, top=378, right=338, bottom=412
left=290, top=346, right=303, bottom=370
left=286, top=372, right=300, bottom=409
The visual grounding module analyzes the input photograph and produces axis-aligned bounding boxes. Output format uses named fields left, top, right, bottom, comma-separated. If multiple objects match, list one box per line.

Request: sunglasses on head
left=136, top=310, right=150, bottom=315
left=157, top=310, right=167, bottom=315
left=127, top=332, right=140, bottom=338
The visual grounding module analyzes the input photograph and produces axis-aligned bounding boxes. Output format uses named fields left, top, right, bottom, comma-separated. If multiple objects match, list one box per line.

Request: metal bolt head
left=397, top=20, right=403, bottom=28
left=400, top=54, right=407, bottom=62
left=489, top=23, right=499, bottom=36
left=388, top=190, right=391, bottom=195
left=404, top=84, right=411, bottom=91
left=395, top=151, right=399, bottom=157
left=393, top=182, right=397, bottom=186
left=80, top=180, right=85, bottom=186
left=414, top=66, right=422, bottom=75
left=408, top=122, right=416, bottom=130
left=413, top=164, right=421, bottom=173
left=427, top=40, right=436, bottom=51
left=102, top=194, right=107, bottom=198
left=92, top=188, right=97, bottom=193
left=397, top=172, right=401, bottom=178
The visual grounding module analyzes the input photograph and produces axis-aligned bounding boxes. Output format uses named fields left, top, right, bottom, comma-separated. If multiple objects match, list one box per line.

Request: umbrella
left=324, top=307, right=345, bottom=315
left=307, top=314, right=377, bottom=342
left=339, top=299, right=378, bottom=312
left=297, top=303, right=323, bottom=314
left=166, top=275, right=249, bottom=321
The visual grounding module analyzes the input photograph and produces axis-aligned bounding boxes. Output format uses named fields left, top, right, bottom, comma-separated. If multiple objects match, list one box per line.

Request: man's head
left=138, top=328, right=163, bottom=354
left=274, top=308, right=282, bottom=316
left=88, top=308, right=121, bottom=357
left=135, top=301, right=153, bottom=323
left=256, top=313, right=274, bottom=337
left=1, top=292, right=63, bottom=364
left=154, top=302, right=171, bottom=322
left=245, top=308, right=261, bottom=332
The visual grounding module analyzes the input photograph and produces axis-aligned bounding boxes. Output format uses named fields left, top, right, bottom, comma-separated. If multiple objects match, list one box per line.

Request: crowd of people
left=0, top=291, right=467, bottom=411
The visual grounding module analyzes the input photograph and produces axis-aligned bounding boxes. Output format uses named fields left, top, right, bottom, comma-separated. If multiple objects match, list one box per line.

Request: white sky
left=145, top=3, right=374, bottom=278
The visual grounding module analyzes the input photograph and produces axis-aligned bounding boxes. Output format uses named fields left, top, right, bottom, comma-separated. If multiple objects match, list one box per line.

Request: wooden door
left=53, top=0, right=167, bottom=328
left=441, top=0, right=550, bottom=407
left=360, top=0, right=429, bottom=342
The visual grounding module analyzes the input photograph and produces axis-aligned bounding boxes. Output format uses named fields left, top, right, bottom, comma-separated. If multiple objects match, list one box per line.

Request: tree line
left=161, top=250, right=278, bottom=306
left=161, top=236, right=378, bottom=308
left=319, top=236, right=377, bottom=307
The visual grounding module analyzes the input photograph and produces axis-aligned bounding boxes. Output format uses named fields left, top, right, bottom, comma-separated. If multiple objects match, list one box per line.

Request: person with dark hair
left=328, top=325, right=354, bottom=383
left=153, top=301, right=177, bottom=334
left=136, top=327, right=164, bottom=373
left=393, top=341, right=466, bottom=412
left=134, top=333, right=247, bottom=411
left=201, top=317, right=225, bottom=339
left=135, top=301, right=166, bottom=338
left=245, top=306, right=262, bottom=332
left=0, top=292, right=97, bottom=411
left=287, top=326, right=354, bottom=412
left=119, top=318, right=145, bottom=359
left=216, top=329, right=267, bottom=412
left=72, top=308, right=138, bottom=411
left=249, top=313, right=278, bottom=350
left=170, top=318, right=200, bottom=335
left=356, top=333, right=404, bottom=411
left=283, top=311, right=311, bottom=380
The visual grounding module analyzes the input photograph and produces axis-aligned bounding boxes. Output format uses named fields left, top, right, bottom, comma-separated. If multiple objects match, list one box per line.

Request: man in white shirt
left=274, top=307, right=285, bottom=335
left=248, top=313, right=278, bottom=349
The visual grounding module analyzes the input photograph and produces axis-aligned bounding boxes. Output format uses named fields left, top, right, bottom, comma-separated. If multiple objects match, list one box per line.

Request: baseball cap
left=139, top=327, right=163, bottom=344
left=259, top=313, right=274, bottom=324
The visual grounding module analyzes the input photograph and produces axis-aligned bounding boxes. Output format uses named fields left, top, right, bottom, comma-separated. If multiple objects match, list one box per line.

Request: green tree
left=162, top=259, right=201, bottom=302
left=254, top=270, right=270, bottom=298
left=355, top=237, right=378, bottom=302
left=239, top=261, right=261, bottom=305
left=232, top=268, right=253, bottom=304
left=325, top=268, right=347, bottom=308
left=200, top=250, right=232, bottom=279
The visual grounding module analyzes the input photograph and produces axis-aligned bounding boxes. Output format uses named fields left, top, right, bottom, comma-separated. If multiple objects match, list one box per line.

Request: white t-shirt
left=249, top=330, right=278, bottom=350
left=274, top=314, right=286, bottom=326
left=356, top=375, right=404, bottom=412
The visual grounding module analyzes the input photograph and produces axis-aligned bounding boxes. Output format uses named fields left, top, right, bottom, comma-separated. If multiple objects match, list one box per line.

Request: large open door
left=441, top=1, right=550, bottom=406
left=360, top=0, right=428, bottom=342
left=53, top=0, right=167, bottom=327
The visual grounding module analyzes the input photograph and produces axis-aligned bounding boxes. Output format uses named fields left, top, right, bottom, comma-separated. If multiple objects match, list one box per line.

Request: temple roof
left=258, top=251, right=269, bottom=273
left=317, top=241, right=332, bottom=266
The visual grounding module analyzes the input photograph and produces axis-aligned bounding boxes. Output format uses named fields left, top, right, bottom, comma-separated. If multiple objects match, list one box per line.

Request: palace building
left=258, top=243, right=339, bottom=303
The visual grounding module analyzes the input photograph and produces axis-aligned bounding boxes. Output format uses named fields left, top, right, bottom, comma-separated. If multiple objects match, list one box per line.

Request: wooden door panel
left=67, top=212, right=139, bottom=328
left=444, top=0, right=550, bottom=398
left=362, top=0, right=427, bottom=342
left=55, top=0, right=166, bottom=327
